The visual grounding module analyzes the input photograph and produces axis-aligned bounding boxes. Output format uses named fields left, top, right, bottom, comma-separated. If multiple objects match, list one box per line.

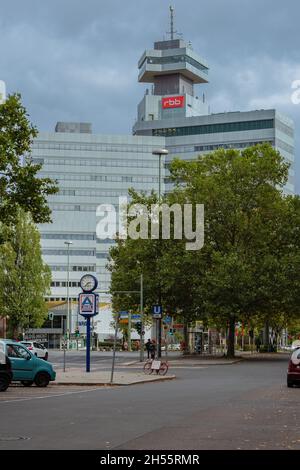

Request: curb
left=53, top=375, right=176, bottom=387
left=121, top=359, right=243, bottom=367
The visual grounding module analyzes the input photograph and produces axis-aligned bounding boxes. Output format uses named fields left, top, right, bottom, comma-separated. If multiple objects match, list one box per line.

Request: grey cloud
left=1, top=0, right=299, bottom=190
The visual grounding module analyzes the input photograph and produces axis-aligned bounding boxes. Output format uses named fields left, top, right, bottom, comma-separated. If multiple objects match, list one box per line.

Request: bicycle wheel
left=143, top=361, right=153, bottom=375
left=158, top=362, right=168, bottom=376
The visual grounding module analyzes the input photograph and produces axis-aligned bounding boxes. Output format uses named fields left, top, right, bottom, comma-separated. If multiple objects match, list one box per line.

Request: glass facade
left=33, top=142, right=158, bottom=153
left=39, top=172, right=159, bottom=183
left=153, top=119, right=274, bottom=137
left=43, top=249, right=96, bottom=256
left=140, top=55, right=209, bottom=74
left=41, top=233, right=96, bottom=240
left=32, top=157, right=158, bottom=169
left=49, top=265, right=96, bottom=272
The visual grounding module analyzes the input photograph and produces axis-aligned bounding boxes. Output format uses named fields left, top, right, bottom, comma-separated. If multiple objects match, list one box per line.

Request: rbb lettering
left=162, top=95, right=185, bottom=109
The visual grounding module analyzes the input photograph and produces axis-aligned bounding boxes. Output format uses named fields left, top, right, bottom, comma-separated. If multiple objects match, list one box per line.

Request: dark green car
left=0, top=339, right=56, bottom=387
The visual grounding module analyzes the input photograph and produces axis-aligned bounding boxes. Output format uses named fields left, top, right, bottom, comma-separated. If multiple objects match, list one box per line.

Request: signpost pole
left=139, top=273, right=144, bottom=362
left=110, top=314, right=119, bottom=384
left=86, top=317, right=91, bottom=373
left=63, top=343, right=66, bottom=372
left=128, top=311, right=132, bottom=352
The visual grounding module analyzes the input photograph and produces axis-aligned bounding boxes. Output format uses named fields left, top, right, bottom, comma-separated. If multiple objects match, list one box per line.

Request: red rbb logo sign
left=162, top=96, right=185, bottom=109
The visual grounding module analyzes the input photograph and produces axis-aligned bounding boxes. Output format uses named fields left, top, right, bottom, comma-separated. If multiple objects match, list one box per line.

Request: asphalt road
left=0, top=353, right=299, bottom=450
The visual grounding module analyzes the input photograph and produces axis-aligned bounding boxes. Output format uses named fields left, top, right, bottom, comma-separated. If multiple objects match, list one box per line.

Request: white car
left=20, top=341, right=48, bottom=360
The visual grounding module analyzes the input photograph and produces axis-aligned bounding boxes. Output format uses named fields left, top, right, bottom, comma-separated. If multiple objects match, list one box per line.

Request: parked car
left=0, top=342, right=13, bottom=392
left=0, top=339, right=56, bottom=387
left=20, top=341, right=48, bottom=360
left=287, top=347, right=300, bottom=388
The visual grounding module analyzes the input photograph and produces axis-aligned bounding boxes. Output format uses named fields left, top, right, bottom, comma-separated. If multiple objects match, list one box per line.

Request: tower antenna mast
left=167, top=5, right=182, bottom=40
left=170, top=5, right=174, bottom=40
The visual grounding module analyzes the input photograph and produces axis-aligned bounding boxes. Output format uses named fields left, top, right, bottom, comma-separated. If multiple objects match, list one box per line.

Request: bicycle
left=143, top=358, right=169, bottom=376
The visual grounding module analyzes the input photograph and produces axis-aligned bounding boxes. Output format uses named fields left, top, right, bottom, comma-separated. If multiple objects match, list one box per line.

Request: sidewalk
left=54, top=369, right=176, bottom=386
left=121, top=351, right=290, bottom=367
left=122, top=358, right=241, bottom=367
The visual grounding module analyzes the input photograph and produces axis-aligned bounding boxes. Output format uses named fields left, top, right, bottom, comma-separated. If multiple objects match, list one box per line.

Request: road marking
left=0, top=387, right=110, bottom=404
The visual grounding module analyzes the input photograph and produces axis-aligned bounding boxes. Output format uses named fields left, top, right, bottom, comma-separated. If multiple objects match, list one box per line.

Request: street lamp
left=152, top=148, right=168, bottom=358
left=152, top=148, right=169, bottom=202
left=64, top=241, right=73, bottom=348
left=136, top=260, right=144, bottom=362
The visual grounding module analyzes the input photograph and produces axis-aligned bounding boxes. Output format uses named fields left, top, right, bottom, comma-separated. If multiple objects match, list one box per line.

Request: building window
left=152, top=119, right=274, bottom=138
left=43, top=249, right=96, bottom=256
left=41, top=233, right=96, bottom=240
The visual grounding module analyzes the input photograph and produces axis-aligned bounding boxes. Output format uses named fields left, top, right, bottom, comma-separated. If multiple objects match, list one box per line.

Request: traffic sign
left=79, top=293, right=99, bottom=318
left=119, top=311, right=128, bottom=319
left=152, top=305, right=162, bottom=319
left=163, top=316, right=172, bottom=324
left=131, top=314, right=141, bottom=323
left=173, top=324, right=184, bottom=329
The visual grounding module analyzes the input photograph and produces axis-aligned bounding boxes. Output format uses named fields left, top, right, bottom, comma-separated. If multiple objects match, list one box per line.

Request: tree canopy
left=108, top=144, right=300, bottom=356
left=0, top=93, right=58, bottom=227
left=0, top=209, right=51, bottom=337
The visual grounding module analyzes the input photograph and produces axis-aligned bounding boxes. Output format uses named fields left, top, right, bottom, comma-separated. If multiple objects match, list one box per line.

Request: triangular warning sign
left=82, top=297, right=93, bottom=306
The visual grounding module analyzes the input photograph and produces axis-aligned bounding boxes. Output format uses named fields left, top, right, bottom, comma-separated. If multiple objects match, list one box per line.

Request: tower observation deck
left=134, top=6, right=209, bottom=129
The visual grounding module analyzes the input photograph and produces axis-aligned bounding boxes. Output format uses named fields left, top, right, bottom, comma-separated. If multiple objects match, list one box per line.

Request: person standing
left=255, top=336, right=261, bottom=353
left=145, top=339, right=151, bottom=359
left=149, top=340, right=156, bottom=360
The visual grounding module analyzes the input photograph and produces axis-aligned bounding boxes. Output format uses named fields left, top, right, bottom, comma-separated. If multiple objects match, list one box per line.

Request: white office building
left=31, top=9, right=295, bottom=344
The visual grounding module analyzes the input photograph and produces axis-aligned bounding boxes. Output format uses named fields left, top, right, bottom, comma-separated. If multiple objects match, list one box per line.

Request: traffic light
left=136, top=322, right=142, bottom=335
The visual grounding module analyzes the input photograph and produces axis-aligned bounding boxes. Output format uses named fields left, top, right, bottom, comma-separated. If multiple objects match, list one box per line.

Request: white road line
left=0, top=387, right=110, bottom=404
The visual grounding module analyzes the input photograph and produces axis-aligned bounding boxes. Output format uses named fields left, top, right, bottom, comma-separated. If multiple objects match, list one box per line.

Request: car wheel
left=0, top=375, right=10, bottom=392
left=287, top=379, right=294, bottom=388
left=34, top=372, right=50, bottom=388
left=21, top=381, right=34, bottom=387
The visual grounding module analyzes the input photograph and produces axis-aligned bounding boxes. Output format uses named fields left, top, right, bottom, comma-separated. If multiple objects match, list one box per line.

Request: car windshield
left=0, top=342, right=5, bottom=364
left=7, top=344, right=31, bottom=359
left=291, top=348, right=300, bottom=365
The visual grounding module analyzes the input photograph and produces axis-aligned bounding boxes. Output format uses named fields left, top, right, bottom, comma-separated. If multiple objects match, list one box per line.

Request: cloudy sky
left=1, top=0, right=299, bottom=191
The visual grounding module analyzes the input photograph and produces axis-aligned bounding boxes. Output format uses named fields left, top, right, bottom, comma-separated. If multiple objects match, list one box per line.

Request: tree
left=0, top=209, right=51, bottom=337
left=109, top=144, right=300, bottom=358
left=0, top=93, right=58, bottom=228
left=170, top=144, right=300, bottom=356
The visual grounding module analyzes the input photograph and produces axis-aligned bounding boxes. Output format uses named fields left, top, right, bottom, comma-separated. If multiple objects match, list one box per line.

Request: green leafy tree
left=109, top=144, right=300, bottom=358
left=0, top=209, right=51, bottom=337
left=170, top=144, right=300, bottom=356
left=0, top=93, right=58, bottom=228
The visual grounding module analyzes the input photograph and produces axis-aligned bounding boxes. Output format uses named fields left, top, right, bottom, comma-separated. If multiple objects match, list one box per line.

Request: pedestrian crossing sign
left=79, top=293, right=99, bottom=317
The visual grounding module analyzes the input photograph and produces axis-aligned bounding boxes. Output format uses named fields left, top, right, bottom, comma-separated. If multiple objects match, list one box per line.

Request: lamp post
left=152, top=148, right=168, bottom=202
left=140, top=272, right=144, bottom=362
left=152, top=148, right=168, bottom=358
left=64, top=241, right=73, bottom=349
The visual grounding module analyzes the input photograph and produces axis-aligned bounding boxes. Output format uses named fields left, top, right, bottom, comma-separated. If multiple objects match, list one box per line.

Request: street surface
left=0, top=351, right=299, bottom=450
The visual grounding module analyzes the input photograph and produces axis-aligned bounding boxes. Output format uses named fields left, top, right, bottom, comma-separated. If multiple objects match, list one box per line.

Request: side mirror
left=26, top=355, right=31, bottom=360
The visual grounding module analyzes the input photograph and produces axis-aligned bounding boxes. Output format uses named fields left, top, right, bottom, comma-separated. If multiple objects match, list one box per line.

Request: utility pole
left=128, top=311, right=132, bottom=352
left=140, top=273, right=144, bottom=362
left=64, top=240, right=73, bottom=349
left=152, top=148, right=168, bottom=358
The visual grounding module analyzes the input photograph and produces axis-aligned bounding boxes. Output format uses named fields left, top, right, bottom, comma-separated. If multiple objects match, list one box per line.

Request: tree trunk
left=227, top=316, right=236, bottom=358
left=263, top=320, right=270, bottom=352
left=183, top=318, right=189, bottom=355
